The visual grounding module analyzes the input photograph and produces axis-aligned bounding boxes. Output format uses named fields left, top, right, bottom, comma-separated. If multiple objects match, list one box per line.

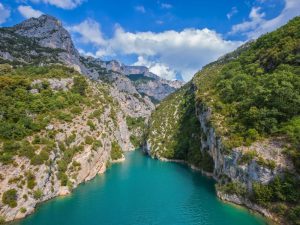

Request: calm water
left=13, top=150, right=267, bottom=225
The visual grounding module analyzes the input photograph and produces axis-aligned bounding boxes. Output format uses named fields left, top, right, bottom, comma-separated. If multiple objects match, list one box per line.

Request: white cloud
left=161, top=3, right=172, bottom=9
left=230, top=0, right=300, bottom=38
left=0, top=3, right=10, bottom=24
left=18, top=5, right=43, bottom=19
left=230, top=7, right=265, bottom=34
left=133, top=56, right=176, bottom=80
left=67, top=19, right=106, bottom=45
left=227, top=7, right=238, bottom=19
left=134, top=5, right=146, bottom=13
left=70, top=19, right=242, bottom=81
left=30, top=0, right=84, bottom=9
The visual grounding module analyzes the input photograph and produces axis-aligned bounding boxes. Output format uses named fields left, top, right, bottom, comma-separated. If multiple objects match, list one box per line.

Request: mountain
left=0, top=14, right=183, bottom=222
left=83, top=57, right=184, bottom=101
left=146, top=17, right=300, bottom=225
left=0, top=15, right=183, bottom=102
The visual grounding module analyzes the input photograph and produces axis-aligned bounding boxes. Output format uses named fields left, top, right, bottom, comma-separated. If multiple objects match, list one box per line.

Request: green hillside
left=147, top=17, right=300, bottom=224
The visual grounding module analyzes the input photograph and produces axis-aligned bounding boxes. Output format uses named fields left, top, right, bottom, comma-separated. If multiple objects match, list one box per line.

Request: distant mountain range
left=0, top=14, right=184, bottom=102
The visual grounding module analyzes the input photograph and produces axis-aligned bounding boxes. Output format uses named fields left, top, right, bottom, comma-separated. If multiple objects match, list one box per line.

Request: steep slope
left=83, top=57, right=184, bottom=101
left=147, top=17, right=300, bottom=224
left=0, top=64, right=153, bottom=222
left=0, top=15, right=157, bottom=222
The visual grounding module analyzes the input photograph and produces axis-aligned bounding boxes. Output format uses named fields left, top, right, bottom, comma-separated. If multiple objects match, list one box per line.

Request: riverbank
left=11, top=150, right=267, bottom=225
left=145, top=152, right=277, bottom=225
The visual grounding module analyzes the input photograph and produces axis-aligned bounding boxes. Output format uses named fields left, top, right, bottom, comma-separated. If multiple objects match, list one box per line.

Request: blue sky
left=0, top=0, right=299, bottom=81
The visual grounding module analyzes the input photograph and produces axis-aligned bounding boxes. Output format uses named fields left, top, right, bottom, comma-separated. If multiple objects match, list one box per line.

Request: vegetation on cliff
left=147, top=17, right=300, bottom=224
left=147, top=84, right=213, bottom=172
left=194, top=17, right=300, bottom=225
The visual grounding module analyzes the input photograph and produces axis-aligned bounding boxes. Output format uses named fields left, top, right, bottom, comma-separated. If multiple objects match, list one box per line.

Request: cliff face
left=0, top=15, right=159, bottom=222
left=147, top=17, right=300, bottom=224
left=12, top=15, right=78, bottom=57
left=0, top=71, right=153, bottom=221
left=87, top=57, right=184, bottom=101
left=196, top=103, right=290, bottom=185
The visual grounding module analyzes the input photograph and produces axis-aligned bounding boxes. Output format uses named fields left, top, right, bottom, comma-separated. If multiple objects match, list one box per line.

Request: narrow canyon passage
left=13, top=151, right=267, bottom=225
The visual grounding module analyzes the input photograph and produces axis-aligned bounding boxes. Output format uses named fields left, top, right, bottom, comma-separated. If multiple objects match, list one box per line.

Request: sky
left=0, top=0, right=299, bottom=81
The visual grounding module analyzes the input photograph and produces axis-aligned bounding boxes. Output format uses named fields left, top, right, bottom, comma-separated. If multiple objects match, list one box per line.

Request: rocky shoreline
left=154, top=154, right=279, bottom=225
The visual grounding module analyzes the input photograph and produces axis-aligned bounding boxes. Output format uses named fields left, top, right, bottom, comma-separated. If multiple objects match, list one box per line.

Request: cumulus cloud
left=30, top=0, right=84, bottom=9
left=0, top=3, right=10, bottom=25
left=230, top=0, right=300, bottom=38
left=69, top=19, right=242, bottom=81
left=230, top=7, right=265, bottom=34
left=134, top=5, right=146, bottom=13
left=67, top=19, right=106, bottom=45
left=18, top=5, right=43, bottom=19
left=133, top=56, right=176, bottom=80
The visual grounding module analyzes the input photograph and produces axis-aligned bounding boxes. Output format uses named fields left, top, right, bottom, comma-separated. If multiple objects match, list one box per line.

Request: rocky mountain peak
left=12, top=15, right=78, bottom=56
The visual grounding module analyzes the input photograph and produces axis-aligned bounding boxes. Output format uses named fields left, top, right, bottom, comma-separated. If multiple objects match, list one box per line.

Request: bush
left=57, top=172, right=68, bottom=186
left=85, top=136, right=94, bottom=145
left=33, top=189, right=43, bottom=200
left=89, top=109, right=103, bottom=118
left=87, top=120, right=96, bottom=131
left=252, top=183, right=273, bottom=205
left=0, top=216, right=5, bottom=224
left=20, top=207, right=27, bottom=213
left=72, top=76, right=88, bottom=96
left=217, top=182, right=246, bottom=196
left=2, top=189, right=17, bottom=208
left=111, top=141, right=123, bottom=160
left=26, top=172, right=36, bottom=189
left=92, top=140, right=103, bottom=151
left=238, top=150, right=257, bottom=165
left=288, top=206, right=300, bottom=224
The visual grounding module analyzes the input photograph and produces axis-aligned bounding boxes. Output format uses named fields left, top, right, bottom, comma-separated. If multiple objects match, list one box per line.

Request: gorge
left=0, top=13, right=299, bottom=225
left=12, top=151, right=267, bottom=225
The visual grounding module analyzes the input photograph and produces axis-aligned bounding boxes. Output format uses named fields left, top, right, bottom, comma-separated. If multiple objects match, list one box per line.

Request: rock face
left=195, top=103, right=289, bottom=187
left=0, top=74, right=153, bottom=221
left=146, top=87, right=290, bottom=223
left=12, top=15, right=78, bottom=57
left=0, top=14, right=162, bottom=223
left=83, top=57, right=184, bottom=101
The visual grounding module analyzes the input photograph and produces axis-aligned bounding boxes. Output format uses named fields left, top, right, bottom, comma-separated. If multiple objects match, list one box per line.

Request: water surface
left=14, top=150, right=267, bottom=225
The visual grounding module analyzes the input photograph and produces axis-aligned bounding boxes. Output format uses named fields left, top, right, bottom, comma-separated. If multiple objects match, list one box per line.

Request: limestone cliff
left=147, top=17, right=300, bottom=224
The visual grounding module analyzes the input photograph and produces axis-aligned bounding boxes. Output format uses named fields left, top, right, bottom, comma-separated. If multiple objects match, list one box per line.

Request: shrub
left=217, top=182, right=246, bottom=196
left=288, top=206, right=300, bottom=224
left=252, top=183, right=272, bottom=205
left=20, top=207, right=27, bottom=213
left=111, top=141, right=123, bottom=160
left=238, top=150, right=258, bottom=165
left=87, top=120, right=96, bottom=131
left=65, top=133, right=76, bottom=146
left=89, top=109, right=103, bottom=119
left=2, top=189, right=17, bottom=208
left=33, top=189, right=43, bottom=200
left=72, top=76, right=88, bottom=96
left=85, top=136, right=94, bottom=145
left=92, top=140, right=103, bottom=151
left=0, top=216, right=5, bottom=224
left=70, top=106, right=82, bottom=115
left=26, top=172, right=36, bottom=189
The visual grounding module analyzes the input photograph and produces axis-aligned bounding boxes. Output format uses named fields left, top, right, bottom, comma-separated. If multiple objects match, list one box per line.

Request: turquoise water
left=14, top=150, right=267, bottom=225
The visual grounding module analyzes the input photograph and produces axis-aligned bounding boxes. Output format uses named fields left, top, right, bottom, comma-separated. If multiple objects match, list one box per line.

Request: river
left=13, top=150, right=267, bottom=225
